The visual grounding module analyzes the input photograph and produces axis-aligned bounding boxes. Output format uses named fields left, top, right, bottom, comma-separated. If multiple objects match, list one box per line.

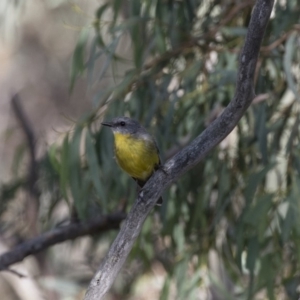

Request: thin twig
left=261, top=25, right=300, bottom=53
left=5, top=268, right=27, bottom=278
left=204, top=0, right=254, bottom=39
left=11, top=95, right=39, bottom=200
left=11, top=94, right=40, bottom=237
left=0, top=212, right=126, bottom=271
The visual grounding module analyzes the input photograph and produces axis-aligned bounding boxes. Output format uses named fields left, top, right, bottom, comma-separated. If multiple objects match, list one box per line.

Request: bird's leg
left=156, top=165, right=168, bottom=175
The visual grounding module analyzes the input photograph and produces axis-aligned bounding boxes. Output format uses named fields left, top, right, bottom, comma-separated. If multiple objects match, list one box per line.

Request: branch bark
left=85, top=0, right=275, bottom=298
left=0, top=212, right=126, bottom=271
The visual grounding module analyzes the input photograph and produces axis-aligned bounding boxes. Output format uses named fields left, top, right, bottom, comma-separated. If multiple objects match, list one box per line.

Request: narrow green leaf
left=281, top=201, right=293, bottom=243
left=112, top=17, right=141, bottom=33
left=94, top=3, right=110, bottom=48
left=85, top=129, right=106, bottom=210
left=159, top=275, right=171, bottom=300
left=270, top=102, right=294, bottom=151
left=79, top=172, right=91, bottom=218
left=60, top=134, right=69, bottom=202
left=48, top=143, right=60, bottom=173
left=69, top=126, right=84, bottom=219
left=86, top=37, right=102, bottom=86
left=244, top=194, right=273, bottom=227
left=131, top=0, right=141, bottom=16
left=257, top=103, right=268, bottom=165
left=112, top=0, right=123, bottom=23
left=221, top=26, right=247, bottom=37
left=175, top=259, right=189, bottom=296
left=218, top=163, right=230, bottom=202
left=70, top=28, right=89, bottom=93
left=208, top=271, right=235, bottom=300
left=97, top=36, right=120, bottom=82
left=12, top=143, right=27, bottom=177
left=95, top=3, right=110, bottom=32
left=113, top=69, right=136, bottom=98
left=258, top=254, right=276, bottom=300
left=285, top=114, right=299, bottom=155
left=246, top=236, right=259, bottom=274
left=284, top=33, right=300, bottom=100
left=184, top=269, right=203, bottom=298
left=173, top=223, right=185, bottom=254
left=290, top=177, right=300, bottom=235
left=244, top=164, right=275, bottom=205
left=155, top=24, right=166, bottom=54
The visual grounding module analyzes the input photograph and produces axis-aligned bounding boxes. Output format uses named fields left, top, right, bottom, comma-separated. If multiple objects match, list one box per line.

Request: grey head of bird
left=101, top=116, right=148, bottom=136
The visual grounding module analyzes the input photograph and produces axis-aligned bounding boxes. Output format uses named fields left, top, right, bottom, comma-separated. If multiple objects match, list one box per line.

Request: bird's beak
left=101, top=121, right=113, bottom=127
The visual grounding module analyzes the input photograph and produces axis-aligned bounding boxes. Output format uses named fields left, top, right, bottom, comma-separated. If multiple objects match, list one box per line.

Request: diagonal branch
left=84, top=0, right=275, bottom=299
left=0, top=212, right=126, bottom=271
left=11, top=95, right=39, bottom=200
left=11, top=94, right=40, bottom=237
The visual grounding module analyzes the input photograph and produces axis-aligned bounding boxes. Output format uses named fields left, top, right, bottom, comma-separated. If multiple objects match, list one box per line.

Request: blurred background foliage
left=1, top=0, right=300, bottom=299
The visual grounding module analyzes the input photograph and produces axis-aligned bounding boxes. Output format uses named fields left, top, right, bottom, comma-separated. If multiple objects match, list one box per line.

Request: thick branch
left=0, top=212, right=126, bottom=271
left=85, top=1, right=275, bottom=299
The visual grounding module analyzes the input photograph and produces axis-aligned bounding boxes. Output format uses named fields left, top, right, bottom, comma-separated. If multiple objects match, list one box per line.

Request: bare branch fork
left=0, top=212, right=126, bottom=271
left=84, top=0, right=275, bottom=299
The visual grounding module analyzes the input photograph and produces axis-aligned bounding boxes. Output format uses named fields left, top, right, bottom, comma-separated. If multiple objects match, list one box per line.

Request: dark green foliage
left=2, top=0, right=300, bottom=298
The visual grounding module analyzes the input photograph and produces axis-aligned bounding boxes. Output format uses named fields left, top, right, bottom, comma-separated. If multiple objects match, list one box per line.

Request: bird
left=101, top=116, right=163, bottom=205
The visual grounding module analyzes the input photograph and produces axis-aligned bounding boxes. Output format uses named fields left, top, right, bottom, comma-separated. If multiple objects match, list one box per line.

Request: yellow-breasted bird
left=101, top=116, right=163, bottom=205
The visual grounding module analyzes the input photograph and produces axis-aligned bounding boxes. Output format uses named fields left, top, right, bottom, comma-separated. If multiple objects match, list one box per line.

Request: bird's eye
left=120, top=121, right=126, bottom=126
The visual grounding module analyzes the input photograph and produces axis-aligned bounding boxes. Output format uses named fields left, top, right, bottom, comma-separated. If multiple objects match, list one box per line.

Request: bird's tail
left=156, top=197, right=163, bottom=206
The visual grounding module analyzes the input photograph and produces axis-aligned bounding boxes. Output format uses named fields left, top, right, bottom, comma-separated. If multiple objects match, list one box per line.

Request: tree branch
left=0, top=212, right=126, bottom=271
left=84, top=0, right=275, bottom=299
left=261, top=24, right=300, bottom=53
left=11, top=94, right=40, bottom=237
left=11, top=94, right=39, bottom=201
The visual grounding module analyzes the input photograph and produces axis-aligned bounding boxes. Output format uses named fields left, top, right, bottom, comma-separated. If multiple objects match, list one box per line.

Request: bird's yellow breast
left=113, top=132, right=159, bottom=181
